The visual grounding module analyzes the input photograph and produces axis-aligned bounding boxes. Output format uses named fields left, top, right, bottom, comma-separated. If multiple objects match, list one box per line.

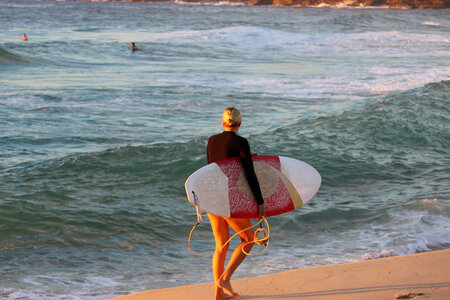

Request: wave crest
left=259, top=80, right=450, bottom=187
left=0, top=46, right=29, bottom=64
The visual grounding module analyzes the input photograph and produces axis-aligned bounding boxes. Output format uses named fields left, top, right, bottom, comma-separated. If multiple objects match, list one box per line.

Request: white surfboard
left=185, top=155, right=321, bottom=219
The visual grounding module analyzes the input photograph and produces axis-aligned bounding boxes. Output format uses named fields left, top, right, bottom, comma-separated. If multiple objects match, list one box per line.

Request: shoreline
left=109, top=249, right=450, bottom=299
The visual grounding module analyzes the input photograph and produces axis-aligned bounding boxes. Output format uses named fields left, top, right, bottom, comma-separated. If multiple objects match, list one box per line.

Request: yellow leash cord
left=188, top=216, right=270, bottom=258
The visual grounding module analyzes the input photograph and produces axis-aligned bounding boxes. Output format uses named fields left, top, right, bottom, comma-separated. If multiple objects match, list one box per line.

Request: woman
left=206, top=107, right=266, bottom=300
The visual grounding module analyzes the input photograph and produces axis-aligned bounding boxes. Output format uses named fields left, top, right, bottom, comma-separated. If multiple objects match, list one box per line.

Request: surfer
left=131, top=42, right=138, bottom=52
left=207, top=107, right=266, bottom=300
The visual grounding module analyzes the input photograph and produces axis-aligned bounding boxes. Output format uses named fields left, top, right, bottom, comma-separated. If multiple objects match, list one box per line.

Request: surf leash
left=188, top=216, right=270, bottom=258
left=192, top=191, right=203, bottom=224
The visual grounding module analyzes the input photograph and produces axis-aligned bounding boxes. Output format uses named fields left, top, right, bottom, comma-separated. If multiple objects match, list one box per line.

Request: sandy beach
left=110, top=249, right=450, bottom=300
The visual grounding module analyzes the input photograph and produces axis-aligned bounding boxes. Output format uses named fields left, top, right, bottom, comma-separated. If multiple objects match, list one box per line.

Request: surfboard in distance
left=185, top=155, right=321, bottom=219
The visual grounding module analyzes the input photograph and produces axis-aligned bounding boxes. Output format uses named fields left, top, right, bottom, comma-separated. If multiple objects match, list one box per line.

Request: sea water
left=0, top=1, right=449, bottom=298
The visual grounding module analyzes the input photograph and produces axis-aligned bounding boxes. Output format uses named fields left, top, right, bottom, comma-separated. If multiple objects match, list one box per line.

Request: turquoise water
left=1, top=1, right=449, bottom=299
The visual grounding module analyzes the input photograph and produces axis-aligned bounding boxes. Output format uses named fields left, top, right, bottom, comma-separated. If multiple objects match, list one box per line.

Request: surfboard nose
left=279, top=156, right=321, bottom=205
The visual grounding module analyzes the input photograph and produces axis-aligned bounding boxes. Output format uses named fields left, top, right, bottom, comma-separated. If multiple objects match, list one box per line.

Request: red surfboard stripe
left=216, top=155, right=295, bottom=218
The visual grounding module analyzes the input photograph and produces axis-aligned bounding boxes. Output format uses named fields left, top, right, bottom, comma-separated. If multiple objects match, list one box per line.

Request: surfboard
left=185, top=155, right=321, bottom=219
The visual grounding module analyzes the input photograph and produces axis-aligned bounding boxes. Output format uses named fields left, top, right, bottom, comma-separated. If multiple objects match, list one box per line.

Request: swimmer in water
left=23, top=33, right=28, bottom=41
left=131, top=42, right=138, bottom=52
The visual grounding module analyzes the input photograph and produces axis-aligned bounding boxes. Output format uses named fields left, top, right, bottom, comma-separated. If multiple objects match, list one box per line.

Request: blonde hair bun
left=222, top=107, right=242, bottom=128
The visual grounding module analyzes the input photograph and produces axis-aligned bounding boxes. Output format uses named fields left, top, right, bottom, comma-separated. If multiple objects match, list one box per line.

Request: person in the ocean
left=131, top=42, right=138, bottom=52
left=23, top=33, right=28, bottom=41
left=206, top=107, right=266, bottom=300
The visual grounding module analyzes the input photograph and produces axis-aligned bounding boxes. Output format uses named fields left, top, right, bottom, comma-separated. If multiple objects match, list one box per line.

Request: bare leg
left=208, top=214, right=230, bottom=300
left=218, top=217, right=254, bottom=297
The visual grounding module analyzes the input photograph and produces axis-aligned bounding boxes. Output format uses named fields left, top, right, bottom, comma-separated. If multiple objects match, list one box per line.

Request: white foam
left=423, top=22, right=447, bottom=27
left=240, top=197, right=450, bottom=278
left=359, top=203, right=450, bottom=260
left=304, top=2, right=391, bottom=8
left=146, top=26, right=450, bottom=99
left=8, top=274, right=129, bottom=300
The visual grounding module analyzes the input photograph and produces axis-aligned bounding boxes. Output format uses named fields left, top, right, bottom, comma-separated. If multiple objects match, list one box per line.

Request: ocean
left=0, top=1, right=449, bottom=299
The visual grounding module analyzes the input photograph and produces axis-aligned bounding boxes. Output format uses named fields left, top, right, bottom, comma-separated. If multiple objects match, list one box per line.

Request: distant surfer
left=131, top=42, right=138, bottom=52
left=206, top=107, right=266, bottom=300
left=23, top=33, right=28, bottom=41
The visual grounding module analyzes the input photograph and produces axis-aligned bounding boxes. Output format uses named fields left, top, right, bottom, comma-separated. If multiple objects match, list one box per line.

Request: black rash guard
left=207, top=131, right=264, bottom=205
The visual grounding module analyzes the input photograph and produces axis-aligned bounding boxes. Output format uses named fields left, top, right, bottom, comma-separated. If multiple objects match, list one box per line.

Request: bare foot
left=218, top=279, right=239, bottom=298
left=214, top=288, right=224, bottom=300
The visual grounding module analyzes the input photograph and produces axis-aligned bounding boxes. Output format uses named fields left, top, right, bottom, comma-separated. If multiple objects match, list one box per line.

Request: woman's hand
left=257, top=204, right=266, bottom=219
